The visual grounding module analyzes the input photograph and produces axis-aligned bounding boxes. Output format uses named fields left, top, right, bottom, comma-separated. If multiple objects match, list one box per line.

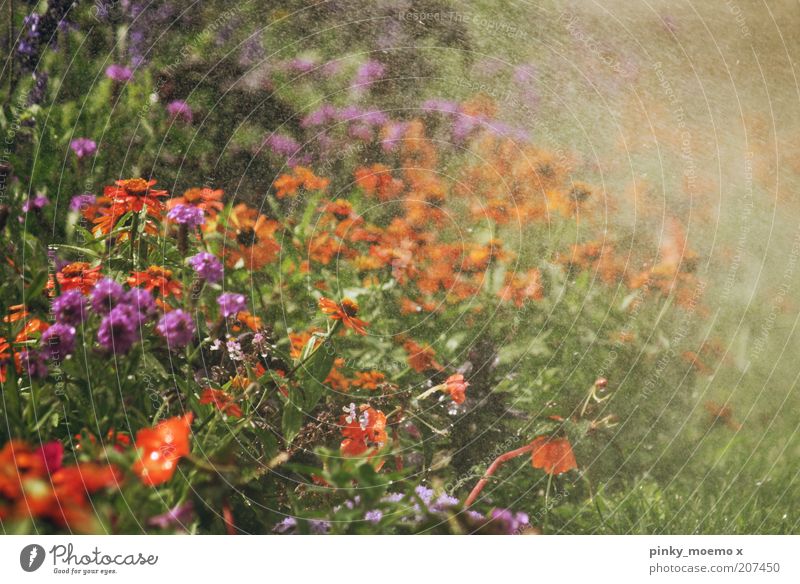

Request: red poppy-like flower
left=339, top=404, right=387, bottom=456
left=127, top=265, right=183, bottom=298
left=530, top=436, right=578, bottom=475
left=49, top=262, right=102, bottom=294
left=319, top=297, right=369, bottom=335
left=444, top=373, right=469, bottom=404
left=200, top=389, right=243, bottom=418
left=133, top=413, right=194, bottom=486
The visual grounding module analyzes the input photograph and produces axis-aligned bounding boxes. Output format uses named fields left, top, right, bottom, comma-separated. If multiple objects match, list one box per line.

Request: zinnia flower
left=133, top=413, right=193, bottom=486
left=339, top=404, right=387, bottom=456
left=318, top=297, right=369, bottom=335
left=168, top=187, right=224, bottom=218
left=530, top=436, right=578, bottom=475
left=223, top=204, right=282, bottom=270
left=127, top=266, right=182, bottom=298
left=51, top=262, right=102, bottom=294
left=156, top=310, right=195, bottom=349
left=199, top=389, right=242, bottom=418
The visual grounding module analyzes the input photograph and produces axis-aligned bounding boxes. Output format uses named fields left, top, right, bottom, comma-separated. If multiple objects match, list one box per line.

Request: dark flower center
left=237, top=228, right=259, bottom=247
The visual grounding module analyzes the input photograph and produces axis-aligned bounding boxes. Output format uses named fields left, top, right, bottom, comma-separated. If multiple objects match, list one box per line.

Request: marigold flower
left=319, top=297, right=369, bottom=335
left=133, top=413, right=194, bottom=486
left=200, top=389, right=242, bottom=418
left=530, top=436, right=578, bottom=475
left=224, top=204, right=282, bottom=270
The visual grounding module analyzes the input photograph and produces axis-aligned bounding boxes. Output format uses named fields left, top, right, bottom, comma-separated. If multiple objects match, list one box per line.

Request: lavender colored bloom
left=167, top=204, right=205, bottom=227
left=156, top=309, right=195, bottom=349
left=69, top=138, right=97, bottom=159
left=52, top=290, right=88, bottom=326
left=166, top=100, right=193, bottom=123
left=273, top=517, right=330, bottom=534
left=26, top=72, right=48, bottom=105
left=21, top=194, right=49, bottom=213
left=105, top=64, right=133, bottom=82
left=91, top=278, right=125, bottom=315
left=147, top=501, right=195, bottom=530
left=301, top=104, right=338, bottom=128
left=421, top=99, right=460, bottom=115
left=430, top=493, right=460, bottom=513
left=348, top=124, right=373, bottom=141
left=415, top=485, right=435, bottom=505
left=381, top=122, right=407, bottom=152
left=97, top=305, right=140, bottom=354
left=217, top=293, right=246, bottom=318
left=490, top=508, right=530, bottom=534
left=19, top=350, right=48, bottom=378
left=69, top=193, right=96, bottom=212
left=513, top=64, right=537, bottom=85
left=359, top=109, right=389, bottom=126
left=364, top=509, right=383, bottom=524
left=187, top=252, right=223, bottom=283
left=285, top=57, right=316, bottom=74
left=125, top=288, right=157, bottom=320
left=40, top=323, right=76, bottom=359
left=352, top=59, right=386, bottom=91
left=264, top=134, right=309, bottom=165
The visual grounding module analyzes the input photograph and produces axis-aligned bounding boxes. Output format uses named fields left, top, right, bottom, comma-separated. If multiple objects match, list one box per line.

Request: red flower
left=200, top=389, right=243, bottom=418
left=104, top=178, right=168, bottom=214
left=319, top=297, right=369, bottom=335
left=530, top=436, right=577, bottom=475
left=133, top=413, right=194, bottom=486
left=49, top=262, right=102, bottom=294
left=403, top=339, right=443, bottom=372
left=339, top=405, right=387, bottom=456
left=127, top=265, right=183, bottom=298
left=444, top=374, right=469, bottom=404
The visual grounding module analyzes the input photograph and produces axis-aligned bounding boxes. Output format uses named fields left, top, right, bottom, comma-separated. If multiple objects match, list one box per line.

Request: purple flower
left=381, top=122, right=407, bottom=152
left=364, top=509, right=383, bottom=524
left=148, top=501, right=195, bottom=530
left=489, top=508, right=530, bottom=534
left=156, top=309, right=195, bottom=349
left=19, top=350, right=48, bottom=378
left=166, top=100, right=193, bottom=123
left=264, top=134, right=309, bottom=165
left=125, top=288, right=156, bottom=320
left=97, top=305, right=140, bottom=354
left=187, top=252, right=223, bottom=283
left=91, top=278, right=125, bottom=315
left=273, top=516, right=330, bottom=534
left=21, top=194, right=49, bottom=213
left=284, top=57, right=316, bottom=74
left=40, top=323, right=76, bottom=359
left=301, top=104, right=338, bottom=128
left=69, top=138, right=97, bottom=159
left=352, top=59, right=386, bottom=92
left=52, top=290, right=88, bottom=326
left=105, top=64, right=133, bottom=82
left=217, top=292, right=246, bottom=318
left=69, top=193, right=96, bottom=212
left=421, top=99, right=460, bottom=115
left=167, top=204, right=205, bottom=227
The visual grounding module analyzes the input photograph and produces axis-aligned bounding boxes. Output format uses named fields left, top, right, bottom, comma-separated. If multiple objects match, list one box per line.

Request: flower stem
left=465, top=441, right=536, bottom=507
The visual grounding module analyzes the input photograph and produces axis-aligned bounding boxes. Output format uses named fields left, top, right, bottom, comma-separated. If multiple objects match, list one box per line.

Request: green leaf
left=281, top=399, right=304, bottom=445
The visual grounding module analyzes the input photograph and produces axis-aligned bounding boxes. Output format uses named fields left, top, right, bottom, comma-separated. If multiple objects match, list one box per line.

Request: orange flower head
left=339, top=404, right=388, bottom=456
left=49, top=262, right=103, bottom=294
left=444, top=373, right=469, bottom=404
left=352, top=371, right=386, bottom=391
left=133, top=413, right=193, bottom=486
left=127, top=265, right=183, bottom=298
left=403, top=339, right=443, bottom=372
left=319, top=297, right=369, bottom=335
left=530, top=436, right=577, bottom=475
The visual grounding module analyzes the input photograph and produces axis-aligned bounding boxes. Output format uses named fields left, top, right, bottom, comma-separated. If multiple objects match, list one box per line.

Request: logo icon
left=20, top=544, right=46, bottom=572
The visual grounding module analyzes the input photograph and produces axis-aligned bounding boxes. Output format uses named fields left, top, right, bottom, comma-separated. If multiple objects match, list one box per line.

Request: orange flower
left=530, top=436, right=577, bottom=475
left=200, top=389, right=243, bottom=418
left=224, top=204, right=282, bottom=270
left=319, top=297, right=369, bottom=335
left=498, top=268, right=544, bottom=306
left=354, top=164, right=404, bottom=200
left=104, top=178, right=169, bottom=214
left=325, top=357, right=350, bottom=391
left=168, top=187, right=224, bottom=218
left=289, top=328, right=322, bottom=359
left=49, top=262, right=102, bottom=294
left=339, top=404, right=388, bottom=456
left=128, top=265, right=183, bottom=298
left=444, top=374, right=469, bottom=404
left=352, top=371, right=385, bottom=390
left=705, top=401, right=741, bottom=431
left=133, top=413, right=193, bottom=486
left=403, top=339, right=443, bottom=372
left=232, top=311, right=262, bottom=332
left=274, top=166, right=329, bottom=198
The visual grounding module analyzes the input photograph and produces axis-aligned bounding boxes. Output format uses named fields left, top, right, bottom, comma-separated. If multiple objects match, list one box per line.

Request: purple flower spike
left=125, top=288, right=157, bottom=321
left=97, top=305, right=140, bottom=354
left=156, top=309, right=195, bottom=349
left=19, top=350, right=48, bottom=378
left=52, top=290, right=88, bottom=326
left=40, top=323, right=76, bottom=360
left=91, top=278, right=125, bottom=315
left=187, top=252, right=223, bottom=283
left=105, top=64, right=133, bottom=82
left=69, top=193, right=96, bottom=212
left=148, top=501, right=195, bottom=530
left=21, top=194, right=49, bottom=213
left=166, top=100, right=193, bottom=123
left=217, top=292, right=246, bottom=318
left=70, top=138, right=97, bottom=159
left=167, top=204, right=205, bottom=227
